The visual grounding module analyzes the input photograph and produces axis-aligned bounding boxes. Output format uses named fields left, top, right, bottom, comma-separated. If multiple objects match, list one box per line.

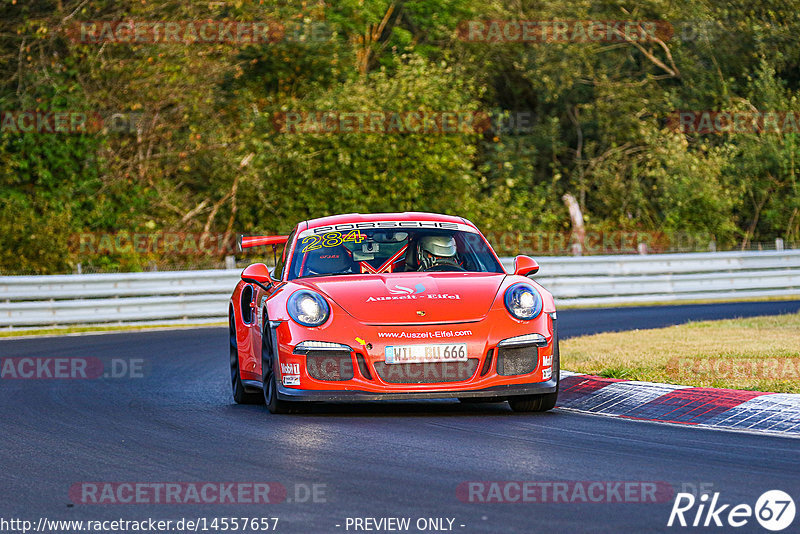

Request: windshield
left=287, top=226, right=503, bottom=279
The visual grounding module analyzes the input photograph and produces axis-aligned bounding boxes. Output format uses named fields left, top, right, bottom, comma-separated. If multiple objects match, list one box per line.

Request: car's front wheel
left=263, top=370, right=294, bottom=414
left=510, top=319, right=560, bottom=412
left=508, top=388, right=558, bottom=412
left=261, top=317, right=294, bottom=414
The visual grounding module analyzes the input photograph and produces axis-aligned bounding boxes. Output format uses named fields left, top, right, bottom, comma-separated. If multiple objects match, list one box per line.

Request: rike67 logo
left=668, top=490, right=795, bottom=531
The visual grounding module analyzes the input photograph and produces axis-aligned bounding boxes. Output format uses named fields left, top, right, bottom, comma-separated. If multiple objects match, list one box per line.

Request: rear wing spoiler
left=238, top=235, right=289, bottom=252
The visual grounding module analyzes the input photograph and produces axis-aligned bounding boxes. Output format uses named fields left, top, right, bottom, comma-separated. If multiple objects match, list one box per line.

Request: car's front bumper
left=260, top=310, right=560, bottom=401
left=275, top=376, right=558, bottom=402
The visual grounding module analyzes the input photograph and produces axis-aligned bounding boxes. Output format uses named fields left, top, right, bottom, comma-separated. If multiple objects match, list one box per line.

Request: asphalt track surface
left=1, top=300, right=799, bottom=534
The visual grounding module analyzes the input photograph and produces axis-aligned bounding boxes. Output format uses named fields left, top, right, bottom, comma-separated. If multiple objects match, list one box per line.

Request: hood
left=299, top=273, right=506, bottom=325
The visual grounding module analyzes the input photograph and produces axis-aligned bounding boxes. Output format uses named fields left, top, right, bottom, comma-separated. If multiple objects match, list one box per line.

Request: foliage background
left=2, top=0, right=799, bottom=273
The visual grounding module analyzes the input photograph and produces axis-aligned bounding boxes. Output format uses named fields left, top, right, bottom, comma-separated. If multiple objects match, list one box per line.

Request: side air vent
left=240, top=285, right=254, bottom=324
left=480, top=349, right=494, bottom=377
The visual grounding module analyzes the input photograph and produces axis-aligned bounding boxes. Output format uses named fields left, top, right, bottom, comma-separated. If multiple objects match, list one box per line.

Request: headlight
left=504, top=283, right=542, bottom=320
left=287, top=290, right=330, bottom=327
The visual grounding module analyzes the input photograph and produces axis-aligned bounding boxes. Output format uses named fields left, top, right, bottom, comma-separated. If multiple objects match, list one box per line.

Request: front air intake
left=305, top=350, right=355, bottom=381
left=496, top=345, right=538, bottom=376
left=373, top=359, right=479, bottom=384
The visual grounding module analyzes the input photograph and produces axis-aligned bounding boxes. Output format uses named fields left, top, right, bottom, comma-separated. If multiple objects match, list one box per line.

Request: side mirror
left=241, top=263, right=274, bottom=291
left=513, top=255, right=539, bottom=277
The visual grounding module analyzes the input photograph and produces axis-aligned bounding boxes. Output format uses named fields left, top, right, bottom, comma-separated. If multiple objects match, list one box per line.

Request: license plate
left=384, top=343, right=468, bottom=364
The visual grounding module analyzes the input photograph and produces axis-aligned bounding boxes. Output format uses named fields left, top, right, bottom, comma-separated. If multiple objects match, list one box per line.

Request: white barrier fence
left=527, top=250, right=800, bottom=306
left=1, top=250, right=799, bottom=327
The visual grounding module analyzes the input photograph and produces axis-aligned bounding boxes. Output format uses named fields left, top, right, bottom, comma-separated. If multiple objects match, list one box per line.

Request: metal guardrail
left=0, top=270, right=241, bottom=327
left=505, top=250, right=800, bottom=306
left=2, top=250, right=800, bottom=327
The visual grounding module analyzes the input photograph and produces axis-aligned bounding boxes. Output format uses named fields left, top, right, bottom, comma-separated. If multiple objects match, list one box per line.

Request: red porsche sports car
left=229, top=212, right=559, bottom=413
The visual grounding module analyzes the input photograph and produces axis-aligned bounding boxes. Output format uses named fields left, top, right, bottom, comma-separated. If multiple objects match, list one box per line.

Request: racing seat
left=303, top=244, right=356, bottom=276
left=400, top=238, right=420, bottom=271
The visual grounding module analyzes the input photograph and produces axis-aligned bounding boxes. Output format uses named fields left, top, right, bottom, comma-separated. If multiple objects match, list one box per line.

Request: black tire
left=263, top=369, right=293, bottom=414
left=508, top=320, right=560, bottom=413
left=260, top=317, right=298, bottom=414
left=230, top=314, right=262, bottom=405
left=508, top=388, right=558, bottom=412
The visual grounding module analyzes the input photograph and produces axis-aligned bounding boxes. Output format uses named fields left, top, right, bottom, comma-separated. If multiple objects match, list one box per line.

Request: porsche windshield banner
left=298, top=220, right=479, bottom=239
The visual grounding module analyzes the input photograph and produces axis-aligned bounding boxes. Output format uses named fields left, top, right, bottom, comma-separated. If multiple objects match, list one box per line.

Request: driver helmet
left=418, top=235, right=459, bottom=270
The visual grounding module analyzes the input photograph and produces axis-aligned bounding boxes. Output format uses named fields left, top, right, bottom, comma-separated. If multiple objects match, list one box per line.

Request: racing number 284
left=300, top=231, right=365, bottom=253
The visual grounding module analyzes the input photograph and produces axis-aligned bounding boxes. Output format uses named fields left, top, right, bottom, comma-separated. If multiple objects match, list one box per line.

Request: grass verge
left=561, top=312, right=800, bottom=393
